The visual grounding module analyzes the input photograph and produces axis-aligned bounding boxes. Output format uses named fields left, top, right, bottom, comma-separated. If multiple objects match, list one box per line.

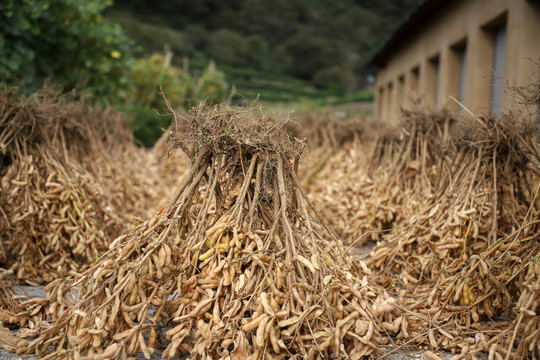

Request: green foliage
left=0, top=0, right=133, bottom=104
left=128, top=106, right=172, bottom=147
left=244, top=35, right=271, bottom=70
left=111, top=0, right=420, bottom=90
left=126, top=54, right=193, bottom=146
left=129, top=54, right=192, bottom=109
left=283, top=31, right=342, bottom=80
left=183, top=24, right=208, bottom=54
left=127, top=56, right=228, bottom=145
left=207, top=29, right=248, bottom=66
left=106, top=10, right=186, bottom=57
left=195, top=65, right=229, bottom=105
left=313, top=66, right=355, bottom=95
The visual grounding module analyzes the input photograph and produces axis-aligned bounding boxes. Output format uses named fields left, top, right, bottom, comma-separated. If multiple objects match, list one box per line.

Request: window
left=397, top=75, right=405, bottom=109
left=490, top=23, right=507, bottom=115
left=458, top=46, right=467, bottom=108
left=378, top=87, right=385, bottom=120
left=427, top=55, right=440, bottom=108
left=409, top=66, right=420, bottom=95
left=451, top=40, right=468, bottom=112
left=537, top=105, right=540, bottom=129
left=387, top=82, right=394, bottom=120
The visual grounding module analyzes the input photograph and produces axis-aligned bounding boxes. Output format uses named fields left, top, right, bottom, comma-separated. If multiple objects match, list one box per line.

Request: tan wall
left=375, top=0, right=540, bottom=124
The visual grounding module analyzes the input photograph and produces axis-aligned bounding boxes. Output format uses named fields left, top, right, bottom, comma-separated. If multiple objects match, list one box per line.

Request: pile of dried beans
left=308, top=110, right=540, bottom=358
left=13, top=104, right=405, bottom=360
left=0, top=88, right=166, bottom=284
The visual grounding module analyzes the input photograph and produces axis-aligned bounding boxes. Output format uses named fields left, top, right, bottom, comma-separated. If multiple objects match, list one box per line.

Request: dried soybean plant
left=15, top=104, right=402, bottom=360
left=367, top=112, right=540, bottom=358
left=293, top=110, right=371, bottom=185
left=0, top=269, right=19, bottom=319
left=0, top=268, right=29, bottom=329
left=305, top=137, right=401, bottom=246
left=290, top=110, right=368, bottom=150
left=509, top=60, right=540, bottom=109
left=0, top=88, right=158, bottom=283
left=304, top=110, right=445, bottom=247
left=0, top=269, right=14, bottom=308
left=306, top=106, right=540, bottom=357
left=298, top=112, right=392, bottom=245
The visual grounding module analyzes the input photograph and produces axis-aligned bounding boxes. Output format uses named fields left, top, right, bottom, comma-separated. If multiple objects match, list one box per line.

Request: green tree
left=183, top=24, right=208, bottom=54
left=129, top=54, right=192, bottom=109
left=109, top=0, right=421, bottom=95
left=244, top=35, right=270, bottom=69
left=0, top=0, right=133, bottom=104
left=195, top=63, right=229, bottom=105
left=284, top=30, right=341, bottom=80
left=313, top=66, right=355, bottom=95
left=207, top=29, right=247, bottom=66
left=241, top=0, right=303, bottom=44
left=127, top=53, right=193, bottom=147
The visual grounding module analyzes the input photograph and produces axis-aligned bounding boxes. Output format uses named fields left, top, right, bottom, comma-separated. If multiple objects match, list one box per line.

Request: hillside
left=106, top=0, right=420, bottom=100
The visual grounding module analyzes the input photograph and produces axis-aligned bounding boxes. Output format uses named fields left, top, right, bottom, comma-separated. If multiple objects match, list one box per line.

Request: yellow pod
left=468, top=288, right=475, bottom=304
left=217, top=243, right=229, bottom=253
left=147, top=327, right=156, bottom=349
left=199, top=248, right=215, bottom=261
left=129, top=284, right=138, bottom=305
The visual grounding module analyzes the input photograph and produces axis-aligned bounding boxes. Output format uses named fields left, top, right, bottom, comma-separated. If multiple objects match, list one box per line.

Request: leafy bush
left=0, top=0, right=133, bottom=104
left=283, top=30, right=341, bottom=80
left=129, top=54, right=192, bottom=109
left=183, top=24, right=209, bottom=54
left=128, top=56, right=228, bottom=145
left=313, top=66, right=355, bottom=95
left=244, top=35, right=271, bottom=70
left=195, top=64, right=229, bottom=105
left=128, top=106, right=172, bottom=148
left=127, top=54, right=194, bottom=146
left=207, top=29, right=248, bottom=66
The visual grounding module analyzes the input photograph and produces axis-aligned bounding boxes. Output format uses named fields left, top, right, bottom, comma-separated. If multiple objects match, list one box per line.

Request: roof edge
left=371, top=0, right=446, bottom=67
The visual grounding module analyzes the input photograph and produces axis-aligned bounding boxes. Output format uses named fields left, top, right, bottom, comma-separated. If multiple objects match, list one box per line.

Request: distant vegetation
left=0, top=0, right=231, bottom=146
left=1, top=0, right=419, bottom=145
left=106, top=0, right=419, bottom=99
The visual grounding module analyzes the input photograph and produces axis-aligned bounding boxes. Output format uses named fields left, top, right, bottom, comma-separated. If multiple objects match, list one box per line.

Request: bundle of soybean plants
left=304, top=120, right=408, bottom=248
left=367, top=110, right=540, bottom=359
left=0, top=88, right=156, bottom=284
left=295, top=112, right=390, bottom=245
left=0, top=268, right=20, bottom=321
left=305, top=136, right=405, bottom=247
left=288, top=109, right=368, bottom=150
left=292, top=110, right=371, bottom=189
left=14, top=103, right=403, bottom=360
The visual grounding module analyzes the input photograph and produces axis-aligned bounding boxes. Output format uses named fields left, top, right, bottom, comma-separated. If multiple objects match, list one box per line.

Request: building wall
left=375, top=0, right=540, bottom=124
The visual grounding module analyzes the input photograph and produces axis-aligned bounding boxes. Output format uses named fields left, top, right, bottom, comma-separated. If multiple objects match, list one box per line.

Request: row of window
left=378, top=21, right=507, bottom=120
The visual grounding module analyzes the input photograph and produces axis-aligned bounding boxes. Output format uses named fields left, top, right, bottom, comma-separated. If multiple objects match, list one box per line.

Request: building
left=372, top=0, right=540, bottom=124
